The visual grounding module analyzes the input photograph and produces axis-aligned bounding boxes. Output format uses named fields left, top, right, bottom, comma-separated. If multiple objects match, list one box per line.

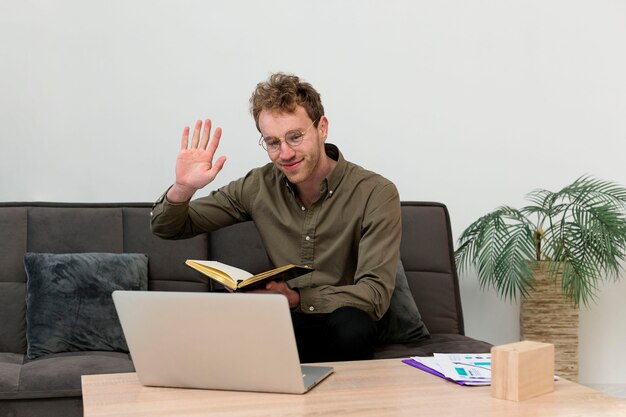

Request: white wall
left=2, top=0, right=625, bottom=385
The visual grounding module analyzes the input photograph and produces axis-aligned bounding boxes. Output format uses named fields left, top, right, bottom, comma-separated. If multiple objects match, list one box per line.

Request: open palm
left=176, top=147, right=223, bottom=190
left=170, top=119, right=227, bottom=201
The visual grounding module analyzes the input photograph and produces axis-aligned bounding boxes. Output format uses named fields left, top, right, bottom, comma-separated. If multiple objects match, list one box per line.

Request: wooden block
left=491, top=340, right=554, bottom=401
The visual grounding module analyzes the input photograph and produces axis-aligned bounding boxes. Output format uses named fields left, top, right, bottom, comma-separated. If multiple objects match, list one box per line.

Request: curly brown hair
left=249, top=73, right=324, bottom=131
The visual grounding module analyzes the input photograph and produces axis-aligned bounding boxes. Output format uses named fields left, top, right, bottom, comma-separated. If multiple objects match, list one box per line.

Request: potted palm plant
left=454, top=176, right=626, bottom=381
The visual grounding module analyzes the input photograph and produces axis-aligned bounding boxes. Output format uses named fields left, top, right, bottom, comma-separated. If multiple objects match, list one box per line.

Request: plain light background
left=2, top=0, right=625, bottom=385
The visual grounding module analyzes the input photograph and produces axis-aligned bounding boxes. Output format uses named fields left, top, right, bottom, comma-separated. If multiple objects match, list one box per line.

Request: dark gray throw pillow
left=378, top=259, right=430, bottom=344
left=24, top=252, right=149, bottom=359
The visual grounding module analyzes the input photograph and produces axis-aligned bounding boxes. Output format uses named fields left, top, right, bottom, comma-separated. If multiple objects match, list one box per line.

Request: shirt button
left=329, top=190, right=333, bottom=195
left=301, top=206, right=306, bottom=211
left=309, top=306, right=315, bottom=312
left=305, top=236, right=311, bottom=241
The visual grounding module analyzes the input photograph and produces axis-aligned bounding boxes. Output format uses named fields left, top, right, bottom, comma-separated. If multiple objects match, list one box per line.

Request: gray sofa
left=0, top=201, right=491, bottom=417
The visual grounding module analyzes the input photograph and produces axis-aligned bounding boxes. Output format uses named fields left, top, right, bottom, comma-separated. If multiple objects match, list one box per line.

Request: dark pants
left=291, top=306, right=378, bottom=363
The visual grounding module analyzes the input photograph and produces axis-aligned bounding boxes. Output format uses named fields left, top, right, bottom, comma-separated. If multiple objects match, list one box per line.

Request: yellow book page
left=185, top=260, right=253, bottom=289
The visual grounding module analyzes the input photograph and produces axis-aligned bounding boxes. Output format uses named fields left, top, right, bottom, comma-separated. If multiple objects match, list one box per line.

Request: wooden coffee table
left=82, top=358, right=626, bottom=417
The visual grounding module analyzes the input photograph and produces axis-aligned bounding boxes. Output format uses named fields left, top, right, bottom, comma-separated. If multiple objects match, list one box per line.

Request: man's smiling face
left=258, top=106, right=327, bottom=187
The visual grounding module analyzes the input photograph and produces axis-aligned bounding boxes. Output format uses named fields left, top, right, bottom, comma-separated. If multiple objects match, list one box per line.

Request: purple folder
left=401, top=358, right=481, bottom=386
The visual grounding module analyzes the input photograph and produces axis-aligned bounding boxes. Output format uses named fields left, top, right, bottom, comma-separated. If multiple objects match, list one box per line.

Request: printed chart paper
left=405, top=353, right=492, bottom=386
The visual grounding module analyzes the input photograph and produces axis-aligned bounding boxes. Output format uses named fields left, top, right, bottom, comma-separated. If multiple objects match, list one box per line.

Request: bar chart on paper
left=403, top=353, right=492, bottom=386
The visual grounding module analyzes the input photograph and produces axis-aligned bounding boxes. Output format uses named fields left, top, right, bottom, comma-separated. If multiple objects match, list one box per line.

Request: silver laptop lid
left=113, top=291, right=332, bottom=394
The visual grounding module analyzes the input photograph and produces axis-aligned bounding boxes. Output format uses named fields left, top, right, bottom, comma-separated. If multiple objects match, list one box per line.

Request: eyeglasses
left=258, top=119, right=318, bottom=153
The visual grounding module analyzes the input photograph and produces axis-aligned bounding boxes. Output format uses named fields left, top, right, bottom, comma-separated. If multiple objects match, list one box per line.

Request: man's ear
left=318, top=115, right=329, bottom=141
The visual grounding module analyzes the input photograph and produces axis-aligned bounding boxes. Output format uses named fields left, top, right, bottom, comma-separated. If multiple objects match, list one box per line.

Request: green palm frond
left=557, top=175, right=626, bottom=210
left=524, top=188, right=553, bottom=210
left=490, top=223, right=536, bottom=300
left=456, top=207, right=536, bottom=301
left=455, top=176, right=626, bottom=307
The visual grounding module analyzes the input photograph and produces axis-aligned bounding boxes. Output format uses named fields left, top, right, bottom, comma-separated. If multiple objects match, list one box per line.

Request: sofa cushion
left=0, top=351, right=134, bottom=400
left=24, top=253, right=148, bottom=359
left=0, top=352, right=23, bottom=399
left=378, top=259, right=430, bottom=344
left=374, top=333, right=493, bottom=359
left=0, top=206, right=28, bottom=354
left=0, top=282, right=27, bottom=354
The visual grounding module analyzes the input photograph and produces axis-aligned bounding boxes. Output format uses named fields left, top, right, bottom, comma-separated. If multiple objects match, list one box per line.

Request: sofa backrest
left=0, top=203, right=208, bottom=354
left=400, top=202, right=465, bottom=335
left=0, top=201, right=464, bottom=354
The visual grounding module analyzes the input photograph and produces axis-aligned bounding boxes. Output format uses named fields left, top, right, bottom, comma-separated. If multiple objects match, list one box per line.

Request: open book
left=185, top=260, right=313, bottom=292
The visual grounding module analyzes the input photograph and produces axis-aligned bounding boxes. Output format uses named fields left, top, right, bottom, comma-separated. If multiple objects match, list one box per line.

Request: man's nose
left=278, top=141, right=295, bottom=159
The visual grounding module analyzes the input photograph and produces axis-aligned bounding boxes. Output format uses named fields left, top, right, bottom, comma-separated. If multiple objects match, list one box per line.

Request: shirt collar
left=324, top=143, right=346, bottom=196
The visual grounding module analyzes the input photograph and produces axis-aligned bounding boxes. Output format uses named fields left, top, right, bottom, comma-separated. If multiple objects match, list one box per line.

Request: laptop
left=112, top=291, right=333, bottom=394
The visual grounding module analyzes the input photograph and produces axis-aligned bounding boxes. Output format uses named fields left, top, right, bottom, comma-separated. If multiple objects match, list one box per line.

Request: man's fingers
left=179, top=119, right=223, bottom=166
left=180, top=126, right=190, bottom=150
left=190, top=120, right=202, bottom=148
left=199, top=119, right=212, bottom=149
left=206, top=127, right=222, bottom=157
left=208, top=155, right=227, bottom=180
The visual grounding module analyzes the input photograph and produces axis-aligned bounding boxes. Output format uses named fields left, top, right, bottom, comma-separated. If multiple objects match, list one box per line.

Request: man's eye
left=265, top=139, right=281, bottom=148
left=285, top=132, right=303, bottom=143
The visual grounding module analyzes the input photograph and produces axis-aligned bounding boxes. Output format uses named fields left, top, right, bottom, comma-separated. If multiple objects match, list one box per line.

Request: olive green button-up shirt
left=150, top=144, right=401, bottom=320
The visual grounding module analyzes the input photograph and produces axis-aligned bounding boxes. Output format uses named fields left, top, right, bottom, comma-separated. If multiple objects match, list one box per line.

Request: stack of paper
left=402, top=353, right=492, bottom=386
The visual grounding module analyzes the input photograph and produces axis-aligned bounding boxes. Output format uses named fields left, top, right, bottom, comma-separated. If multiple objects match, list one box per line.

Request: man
left=151, top=73, right=401, bottom=362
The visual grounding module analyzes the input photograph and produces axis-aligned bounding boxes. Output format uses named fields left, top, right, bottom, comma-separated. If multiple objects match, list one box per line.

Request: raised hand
left=167, top=119, right=227, bottom=203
